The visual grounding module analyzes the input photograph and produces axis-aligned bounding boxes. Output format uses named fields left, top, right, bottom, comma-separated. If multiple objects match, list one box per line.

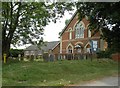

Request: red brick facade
left=52, top=43, right=60, bottom=55
left=60, top=12, right=107, bottom=54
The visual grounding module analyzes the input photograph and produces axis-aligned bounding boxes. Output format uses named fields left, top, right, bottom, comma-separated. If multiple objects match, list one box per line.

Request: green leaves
left=2, top=2, right=74, bottom=48
left=76, top=2, right=120, bottom=53
left=1, top=2, right=77, bottom=58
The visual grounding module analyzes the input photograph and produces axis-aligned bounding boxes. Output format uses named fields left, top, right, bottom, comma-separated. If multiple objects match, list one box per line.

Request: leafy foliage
left=1, top=2, right=75, bottom=57
left=2, top=2, right=74, bottom=46
left=65, top=19, right=70, bottom=25
left=9, top=49, right=24, bottom=57
left=96, top=49, right=113, bottom=59
left=75, top=2, right=120, bottom=53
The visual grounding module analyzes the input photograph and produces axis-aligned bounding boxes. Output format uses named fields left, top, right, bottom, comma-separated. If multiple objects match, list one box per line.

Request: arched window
left=75, top=21, right=85, bottom=38
left=68, top=46, right=72, bottom=53
left=75, top=44, right=82, bottom=53
left=66, top=43, right=73, bottom=53
left=86, top=44, right=91, bottom=53
left=88, top=29, right=91, bottom=37
left=69, top=29, right=72, bottom=40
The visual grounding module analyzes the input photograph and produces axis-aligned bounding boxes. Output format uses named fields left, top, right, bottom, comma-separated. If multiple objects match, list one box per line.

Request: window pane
left=75, top=22, right=84, bottom=38
left=69, top=32, right=72, bottom=39
left=88, top=29, right=91, bottom=37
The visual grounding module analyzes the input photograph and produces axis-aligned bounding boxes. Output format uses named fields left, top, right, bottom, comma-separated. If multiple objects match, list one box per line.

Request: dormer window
left=75, top=21, right=85, bottom=38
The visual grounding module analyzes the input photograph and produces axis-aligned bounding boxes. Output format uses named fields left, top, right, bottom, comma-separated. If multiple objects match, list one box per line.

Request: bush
left=4, top=57, right=20, bottom=64
left=96, top=49, right=113, bottom=58
left=43, top=53, right=49, bottom=62
left=9, top=49, right=24, bottom=57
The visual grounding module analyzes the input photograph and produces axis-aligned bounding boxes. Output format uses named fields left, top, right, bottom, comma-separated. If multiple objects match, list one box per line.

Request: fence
left=54, top=53, right=96, bottom=61
left=23, top=53, right=96, bottom=62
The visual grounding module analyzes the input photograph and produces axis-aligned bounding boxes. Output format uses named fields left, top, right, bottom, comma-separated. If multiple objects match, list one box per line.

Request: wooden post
left=3, top=53, right=7, bottom=63
left=18, top=54, right=21, bottom=61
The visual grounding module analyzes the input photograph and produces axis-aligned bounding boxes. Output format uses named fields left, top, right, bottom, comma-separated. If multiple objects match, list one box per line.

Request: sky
left=12, top=10, right=76, bottom=49
left=43, top=11, right=75, bottom=42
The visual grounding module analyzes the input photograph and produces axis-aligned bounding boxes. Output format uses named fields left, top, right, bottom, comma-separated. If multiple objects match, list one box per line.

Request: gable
left=24, top=41, right=59, bottom=52
left=60, top=11, right=78, bottom=36
left=25, top=45, right=39, bottom=51
left=41, top=41, right=59, bottom=52
left=60, top=12, right=90, bottom=37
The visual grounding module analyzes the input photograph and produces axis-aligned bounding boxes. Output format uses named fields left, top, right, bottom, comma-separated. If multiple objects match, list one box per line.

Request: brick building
left=59, top=11, right=107, bottom=56
left=24, top=11, right=108, bottom=60
left=24, top=41, right=60, bottom=59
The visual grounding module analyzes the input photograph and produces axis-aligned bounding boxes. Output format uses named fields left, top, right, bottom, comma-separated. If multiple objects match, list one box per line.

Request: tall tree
left=76, top=2, right=120, bottom=53
left=65, top=19, right=70, bottom=25
left=1, top=2, right=74, bottom=58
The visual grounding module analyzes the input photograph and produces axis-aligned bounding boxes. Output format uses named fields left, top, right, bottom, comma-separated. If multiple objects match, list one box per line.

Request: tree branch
left=7, top=2, right=21, bottom=43
left=2, top=3, right=9, bottom=42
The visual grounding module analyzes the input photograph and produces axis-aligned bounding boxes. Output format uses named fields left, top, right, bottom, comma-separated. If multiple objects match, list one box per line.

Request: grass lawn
left=2, top=59, right=118, bottom=86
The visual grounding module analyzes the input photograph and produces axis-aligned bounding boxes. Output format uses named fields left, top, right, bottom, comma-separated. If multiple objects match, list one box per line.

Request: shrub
left=43, top=53, right=49, bottom=62
left=9, top=49, right=24, bottom=57
left=5, top=57, right=20, bottom=64
left=96, top=49, right=113, bottom=58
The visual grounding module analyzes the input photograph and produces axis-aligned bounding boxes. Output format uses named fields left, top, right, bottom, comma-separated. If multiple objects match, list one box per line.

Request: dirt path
left=78, top=76, right=119, bottom=86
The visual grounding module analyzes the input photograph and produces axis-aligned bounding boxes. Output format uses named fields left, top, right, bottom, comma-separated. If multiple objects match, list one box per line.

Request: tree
left=65, top=19, right=70, bottom=25
left=75, top=2, right=120, bottom=53
left=2, top=2, right=75, bottom=59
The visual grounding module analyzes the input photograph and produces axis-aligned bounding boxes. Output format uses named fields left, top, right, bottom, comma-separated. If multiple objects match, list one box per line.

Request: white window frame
left=75, top=21, right=85, bottom=38
left=68, top=28, right=72, bottom=40
left=88, top=29, right=91, bottom=37
left=69, top=30, right=72, bottom=40
left=66, top=43, right=73, bottom=53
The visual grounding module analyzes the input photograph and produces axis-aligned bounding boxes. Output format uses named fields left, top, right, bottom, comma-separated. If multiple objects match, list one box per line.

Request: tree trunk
left=2, top=3, right=21, bottom=62
left=2, top=39, right=10, bottom=61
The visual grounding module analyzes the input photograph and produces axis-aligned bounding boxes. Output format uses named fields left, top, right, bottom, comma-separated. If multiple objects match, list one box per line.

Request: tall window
left=67, top=46, right=73, bottom=53
left=69, top=29, right=72, bottom=40
left=67, top=45, right=73, bottom=53
left=75, top=22, right=85, bottom=38
left=88, top=29, right=91, bottom=37
left=86, top=44, right=91, bottom=53
left=75, top=44, right=82, bottom=53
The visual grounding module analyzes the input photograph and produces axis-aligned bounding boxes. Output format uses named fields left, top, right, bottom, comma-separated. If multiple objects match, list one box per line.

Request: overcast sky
left=43, top=10, right=75, bottom=42
left=11, top=10, right=76, bottom=49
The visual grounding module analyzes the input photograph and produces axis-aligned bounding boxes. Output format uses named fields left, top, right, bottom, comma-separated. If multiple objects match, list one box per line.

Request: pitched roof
left=52, top=42, right=60, bottom=50
left=25, top=45, right=39, bottom=51
left=41, top=41, right=59, bottom=52
left=60, top=11, right=77, bottom=36
left=24, top=41, right=59, bottom=52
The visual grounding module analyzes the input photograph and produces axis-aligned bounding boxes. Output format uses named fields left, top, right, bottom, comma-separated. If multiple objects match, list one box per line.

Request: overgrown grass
left=2, top=59, right=118, bottom=86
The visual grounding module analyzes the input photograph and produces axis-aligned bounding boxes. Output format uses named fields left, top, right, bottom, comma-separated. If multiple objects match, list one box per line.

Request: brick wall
left=52, top=43, right=60, bottom=55
left=60, top=12, right=102, bottom=54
